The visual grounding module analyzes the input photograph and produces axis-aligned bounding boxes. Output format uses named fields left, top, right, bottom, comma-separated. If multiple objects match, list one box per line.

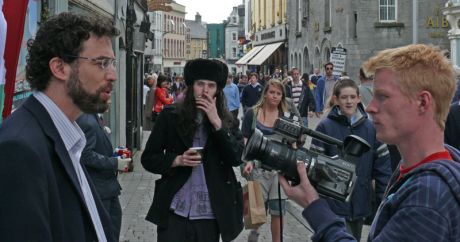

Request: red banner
left=2, top=0, right=28, bottom=119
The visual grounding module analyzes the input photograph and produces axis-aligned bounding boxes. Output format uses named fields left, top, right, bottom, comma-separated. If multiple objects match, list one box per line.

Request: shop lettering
left=426, top=16, right=449, bottom=28
left=261, top=31, right=275, bottom=40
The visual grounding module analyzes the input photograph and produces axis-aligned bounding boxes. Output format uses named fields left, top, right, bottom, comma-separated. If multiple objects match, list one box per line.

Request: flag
left=1, top=0, right=28, bottom=122
left=0, top=0, right=7, bottom=122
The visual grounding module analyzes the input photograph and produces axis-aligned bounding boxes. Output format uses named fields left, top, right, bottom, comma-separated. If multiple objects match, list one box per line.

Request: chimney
left=195, top=12, right=201, bottom=23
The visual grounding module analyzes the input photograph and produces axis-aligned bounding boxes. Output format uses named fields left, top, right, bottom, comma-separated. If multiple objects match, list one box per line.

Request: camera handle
left=302, top=127, right=343, bottom=148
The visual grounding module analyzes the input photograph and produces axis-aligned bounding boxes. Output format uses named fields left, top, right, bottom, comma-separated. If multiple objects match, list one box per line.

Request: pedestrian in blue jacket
left=310, top=78, right=391, bottom=239
left=280, top=44, right=460, bottom=242
left=315, top=62, right=339, bottom=113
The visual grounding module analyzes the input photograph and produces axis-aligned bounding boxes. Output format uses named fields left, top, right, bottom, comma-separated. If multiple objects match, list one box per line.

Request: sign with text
left=330, top=47, right=347, bottom=76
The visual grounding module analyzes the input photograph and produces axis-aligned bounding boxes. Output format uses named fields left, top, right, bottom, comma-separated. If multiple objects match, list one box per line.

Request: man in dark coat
left=77, top=113, right=131, bottom=240
left=141, top=58, right=244, bottom=242
left=445, top=102, right=460, bottom=150
left=0, top=12, right=119, bottom=241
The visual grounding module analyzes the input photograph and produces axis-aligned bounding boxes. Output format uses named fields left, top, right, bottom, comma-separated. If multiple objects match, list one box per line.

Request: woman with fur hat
left=141, top=59, right=244, bottom=242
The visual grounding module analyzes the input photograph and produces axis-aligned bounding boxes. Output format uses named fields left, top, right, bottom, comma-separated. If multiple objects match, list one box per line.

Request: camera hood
left=343, top=135, right=370, bottom=157
left=242, top=129, right=265, bottom=161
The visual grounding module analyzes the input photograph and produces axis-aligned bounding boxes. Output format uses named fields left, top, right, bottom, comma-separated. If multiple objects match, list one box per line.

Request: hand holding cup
left=189, top=147, right=204, bottom=164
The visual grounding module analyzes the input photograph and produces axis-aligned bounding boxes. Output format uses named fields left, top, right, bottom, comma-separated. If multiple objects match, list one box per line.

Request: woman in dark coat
left=141, top=59, right=244, bottom=242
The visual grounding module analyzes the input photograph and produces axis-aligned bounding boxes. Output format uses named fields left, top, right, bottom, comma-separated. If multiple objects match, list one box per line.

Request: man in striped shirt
left=285, top=67, right=316, bottom=127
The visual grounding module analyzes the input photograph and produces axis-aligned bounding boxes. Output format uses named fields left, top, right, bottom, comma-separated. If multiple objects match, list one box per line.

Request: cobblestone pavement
left=118, top=115, right=370, bottom=242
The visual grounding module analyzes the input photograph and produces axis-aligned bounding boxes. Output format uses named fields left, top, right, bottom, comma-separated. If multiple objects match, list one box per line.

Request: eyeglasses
left=65, top=55, right=117, bottom=70
left=326, top=67, right=333, bottom=70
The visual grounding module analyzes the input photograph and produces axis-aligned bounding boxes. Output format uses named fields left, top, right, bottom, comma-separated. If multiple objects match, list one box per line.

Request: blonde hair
left=253, top=79, right=289, bottom=115
left=363, top=44, right=455, bottom=130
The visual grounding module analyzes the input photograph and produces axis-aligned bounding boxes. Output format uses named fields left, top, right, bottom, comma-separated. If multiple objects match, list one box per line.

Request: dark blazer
left=141, top=106, right=244, bottom=242
left=0, top=96, right=115, bottom=242
left=77, top=113, right=121, bottom=200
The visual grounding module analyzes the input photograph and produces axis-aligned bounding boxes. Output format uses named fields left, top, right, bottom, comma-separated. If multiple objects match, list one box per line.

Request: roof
left=185, top=20, right=207, bottom=39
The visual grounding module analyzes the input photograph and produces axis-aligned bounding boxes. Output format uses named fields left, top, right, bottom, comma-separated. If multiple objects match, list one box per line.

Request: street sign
left=330, top=47, right=347, bottom=76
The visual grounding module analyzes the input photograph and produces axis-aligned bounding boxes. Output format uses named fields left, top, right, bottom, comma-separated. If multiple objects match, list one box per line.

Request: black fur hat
left=184, top=59, right=228, bottom=88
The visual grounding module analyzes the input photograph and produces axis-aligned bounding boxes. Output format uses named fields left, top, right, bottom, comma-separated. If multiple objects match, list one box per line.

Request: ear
left=332, top=95, right=338, bottom=104
left=49, top=57, right=71, bottom=81
left=418, top=91, right=432, bottom=113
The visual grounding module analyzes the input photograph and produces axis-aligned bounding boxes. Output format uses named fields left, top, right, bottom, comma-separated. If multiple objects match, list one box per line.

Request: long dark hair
left=176, top=84, right=235, bottom=138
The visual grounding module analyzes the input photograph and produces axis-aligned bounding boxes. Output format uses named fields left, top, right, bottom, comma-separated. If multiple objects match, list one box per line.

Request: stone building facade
left=185, top=13, right=207, bottom=60
left=225, top=7, right=241, bottom=74
left=287, top=0, right=450, bottom=80
left=163, top=1, right=186, bottom=75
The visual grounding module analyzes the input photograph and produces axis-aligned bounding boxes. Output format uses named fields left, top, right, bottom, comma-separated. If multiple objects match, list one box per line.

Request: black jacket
left=286, top=81, right=316, bottom=117
left=0, top=96, right=115, bottom=242
left=445, top=102, right=460, bottom=150
left=77, top=113, right=121, bottom=200
left=141, top=106, right=244, bottom=241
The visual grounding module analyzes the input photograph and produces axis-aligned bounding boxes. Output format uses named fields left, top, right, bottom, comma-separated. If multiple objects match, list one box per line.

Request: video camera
left=242, top=116, right=370, bottom=202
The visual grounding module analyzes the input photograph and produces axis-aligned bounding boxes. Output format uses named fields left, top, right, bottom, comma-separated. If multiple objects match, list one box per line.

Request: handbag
left=243, top=180, right=267, bottom=229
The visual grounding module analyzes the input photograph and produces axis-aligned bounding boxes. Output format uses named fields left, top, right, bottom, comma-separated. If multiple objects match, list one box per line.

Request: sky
left=175, top=0, right=244, bottom=24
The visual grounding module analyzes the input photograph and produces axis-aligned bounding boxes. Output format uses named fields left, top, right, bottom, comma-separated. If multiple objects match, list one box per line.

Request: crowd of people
left=2, top=11, right=460, bottom=242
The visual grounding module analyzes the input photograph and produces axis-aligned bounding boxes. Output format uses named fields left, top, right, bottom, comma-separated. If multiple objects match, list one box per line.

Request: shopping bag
left=243, top=181, right=267, bottom=229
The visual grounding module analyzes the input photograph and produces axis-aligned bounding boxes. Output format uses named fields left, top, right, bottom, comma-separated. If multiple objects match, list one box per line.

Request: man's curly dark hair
left=26, top=12, right=119, bottom=91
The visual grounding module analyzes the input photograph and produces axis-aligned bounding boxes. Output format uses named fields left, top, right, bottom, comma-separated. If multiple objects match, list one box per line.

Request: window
left=379, top=0, right=396, bottom=22
left=232, top=32, right=237, bottom=41
left=296, top=0, right=301, bottom=32
left=303, top=0, right=309, bottom=20
left=324, top=0, right=331, bottom=28
left=232, top=47, right=237, bottom=58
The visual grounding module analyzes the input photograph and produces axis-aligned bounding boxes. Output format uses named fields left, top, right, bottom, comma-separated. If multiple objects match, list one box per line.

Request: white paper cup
left=190, top=147, right=204, bottom=163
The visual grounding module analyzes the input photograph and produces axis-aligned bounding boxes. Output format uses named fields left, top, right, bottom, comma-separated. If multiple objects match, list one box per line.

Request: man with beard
left=0, top=12, right=119, bottom=241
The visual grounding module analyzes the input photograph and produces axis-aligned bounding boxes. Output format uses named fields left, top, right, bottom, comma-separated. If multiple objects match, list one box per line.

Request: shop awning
left=236, top=45, right=264, bottom=65
left=247, top=42, right=283, bottom=66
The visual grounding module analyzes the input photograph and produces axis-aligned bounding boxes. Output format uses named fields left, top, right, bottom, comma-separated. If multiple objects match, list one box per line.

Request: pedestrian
left=141, top=58, right=244, bottom=242
left=271, top=67, right=282, bottom=79
left=152, top=74, right=174, bottom=122
left=223, top=72, right=241, bottom=122
left=358, top=68, right=373, bottom=107
left=280, top=44, right=460, bottom=241
left=315, top=62, right=339, bottom=114
left=285, top=67, right=317, bottom=127
left=0, top=12, right=119, bottom=241
left=242, top=79, right=300, bottom=242
left=170, top=74, right=186, bottom=100
left=445, top=101, right=460, bottom=150
left=143, top=74, right=157, bottom=130
left=309, top=68, right=322, bottom=85
left=241, top=72, right=263, bottom=114
left=77, top=112, right=132, bottom=241
left=237, top=74, right=248, bottom=95
left=310, top=78, right=391, bottom=240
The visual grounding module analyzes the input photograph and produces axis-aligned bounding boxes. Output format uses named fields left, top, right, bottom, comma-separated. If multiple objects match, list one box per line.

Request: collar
left=398, top=150, right=453, bottom=180
left=33, top=91, right=86, bottom=153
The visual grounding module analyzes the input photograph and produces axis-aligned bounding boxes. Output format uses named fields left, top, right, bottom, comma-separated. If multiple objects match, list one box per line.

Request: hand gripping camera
left=242, top=117, right=370, bottom=202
